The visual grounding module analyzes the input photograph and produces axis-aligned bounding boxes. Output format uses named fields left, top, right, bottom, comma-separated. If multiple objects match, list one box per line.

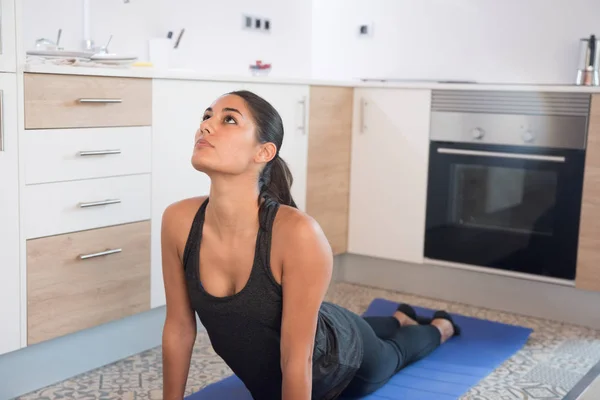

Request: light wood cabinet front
left=576, top=94, right=600, bottom=291
left=24, top=73, right=152, bottom=129
left=306, top=86, right=353, bottom=255
left=27, top=221, right=151, bottom=345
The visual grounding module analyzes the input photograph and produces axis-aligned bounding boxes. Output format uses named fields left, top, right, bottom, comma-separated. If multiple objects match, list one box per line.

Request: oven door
left=424, top=141, right=585, bottom=281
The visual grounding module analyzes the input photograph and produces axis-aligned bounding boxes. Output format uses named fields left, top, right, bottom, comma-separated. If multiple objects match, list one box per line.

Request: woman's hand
left=278, top=211, right=333, bottom=400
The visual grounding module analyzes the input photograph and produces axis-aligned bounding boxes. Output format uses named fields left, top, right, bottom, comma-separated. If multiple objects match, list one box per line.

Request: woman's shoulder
left=274, top=205, right=320, bottom=237
left=161, top=196, right=208, bottom=254
left=272, top=205, right=332, bottom=256
left=163, top=196, right=208, bottom=226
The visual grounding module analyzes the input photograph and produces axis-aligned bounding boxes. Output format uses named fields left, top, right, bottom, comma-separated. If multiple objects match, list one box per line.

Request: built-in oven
left=424, top=90, right=591, bottom=284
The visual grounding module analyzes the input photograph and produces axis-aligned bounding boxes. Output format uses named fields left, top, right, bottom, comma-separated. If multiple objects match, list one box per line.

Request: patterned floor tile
left=16, top=282, right=600, bottom=400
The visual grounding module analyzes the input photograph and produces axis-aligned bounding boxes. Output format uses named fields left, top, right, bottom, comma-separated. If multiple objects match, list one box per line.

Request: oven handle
left=437, top=148, right=566, bottom=163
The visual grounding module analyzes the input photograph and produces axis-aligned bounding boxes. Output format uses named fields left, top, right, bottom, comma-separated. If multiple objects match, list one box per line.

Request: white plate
left=27, top=49, right=95, bottom=58
left=90, top=53, right=138, bottom=61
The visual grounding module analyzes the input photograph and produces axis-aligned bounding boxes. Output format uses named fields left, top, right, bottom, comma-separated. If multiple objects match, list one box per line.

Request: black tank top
left=182, top=197, right=364, bottom=400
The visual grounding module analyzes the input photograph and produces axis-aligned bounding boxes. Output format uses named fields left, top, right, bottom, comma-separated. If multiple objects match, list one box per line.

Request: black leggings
left=340, top=314, right=442, bottom=398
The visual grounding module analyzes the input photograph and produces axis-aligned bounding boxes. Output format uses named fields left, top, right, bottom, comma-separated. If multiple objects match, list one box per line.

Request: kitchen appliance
left=576, top=34, right=600, bottom=86
left=424, top=90, right=591, bottom=284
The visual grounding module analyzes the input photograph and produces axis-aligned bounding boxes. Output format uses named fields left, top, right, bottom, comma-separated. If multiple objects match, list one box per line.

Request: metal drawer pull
left=79, top=248, right=122, bottom=260
left=298, top=97, right=307, bottom=134
left=78, top=98, right=123, bottom=104
left=79, top=199, right=121, bottom=208
left=78, top=149, right=122, bottom=156
left=360, top=98, right=367, bottom=133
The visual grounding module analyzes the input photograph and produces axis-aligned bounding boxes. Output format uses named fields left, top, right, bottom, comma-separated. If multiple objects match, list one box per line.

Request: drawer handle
left=78, top=98, right=123, bottom=104
left=79, top=199, right=121, bottom=208
left=79, top=248, right=122, bottom=260
left=78, top=149, right=122, bottom=156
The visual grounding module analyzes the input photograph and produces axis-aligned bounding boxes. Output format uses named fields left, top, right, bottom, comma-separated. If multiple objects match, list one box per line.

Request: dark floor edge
left=563, top=359, right=600, bottom=400
left=0, top=306, right=168, bottom=400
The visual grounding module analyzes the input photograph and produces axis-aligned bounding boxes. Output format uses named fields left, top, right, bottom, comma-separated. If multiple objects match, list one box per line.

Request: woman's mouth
left=195, top=138, right=213, bottom=148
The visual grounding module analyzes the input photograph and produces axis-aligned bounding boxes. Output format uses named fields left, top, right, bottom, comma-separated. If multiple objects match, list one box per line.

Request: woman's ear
left=256, top=142, right=278, bottom=164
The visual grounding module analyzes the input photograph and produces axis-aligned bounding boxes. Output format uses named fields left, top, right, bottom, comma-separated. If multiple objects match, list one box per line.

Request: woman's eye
left=202, top=114, right=210, bottom=121
left=224, top=115, right=237, bottom=124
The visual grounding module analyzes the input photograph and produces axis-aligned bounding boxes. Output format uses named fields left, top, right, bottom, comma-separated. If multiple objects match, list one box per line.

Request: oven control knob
left=522, top=130, right=535, bottom=143
left=471, top=128, right=485, bottom=139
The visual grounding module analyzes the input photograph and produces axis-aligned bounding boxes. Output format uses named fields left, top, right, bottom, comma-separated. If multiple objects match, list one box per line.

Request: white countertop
left=21, top=63, right=600, bottom=93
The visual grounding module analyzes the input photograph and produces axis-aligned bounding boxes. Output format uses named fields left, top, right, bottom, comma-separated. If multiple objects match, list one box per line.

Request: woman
left=160, top=90, right=460, bottom=400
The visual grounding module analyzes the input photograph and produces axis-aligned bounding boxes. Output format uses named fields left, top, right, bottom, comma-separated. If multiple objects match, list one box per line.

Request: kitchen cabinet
left=24, top=74, right=152, bottom=129
left=306, top=86, right=353, bottom=255
left=22, top=73, right=152, bottom=344
left=0, top=0, right=16, bottom=72
left=242, top=83, right=309, bottom=212
left=0, top=72, right=20, bottom=355
left=576, top=94, right=600, bottom=292
left=150, top=79, right=241, bottom=307
left=347, top=88, right=432, bottom=263
left=27, top=221, right=151, bottom=344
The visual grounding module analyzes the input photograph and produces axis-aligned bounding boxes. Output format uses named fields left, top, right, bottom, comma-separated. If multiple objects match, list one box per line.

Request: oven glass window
left=448, top=164, right=557, bottom=235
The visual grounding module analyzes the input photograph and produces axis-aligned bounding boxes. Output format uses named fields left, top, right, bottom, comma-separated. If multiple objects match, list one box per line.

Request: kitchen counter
left=21, top=63, right=600, bottom=93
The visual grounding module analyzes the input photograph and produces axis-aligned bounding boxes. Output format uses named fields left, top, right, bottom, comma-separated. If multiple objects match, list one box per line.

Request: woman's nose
left=200, top=121, right=213, bottom=136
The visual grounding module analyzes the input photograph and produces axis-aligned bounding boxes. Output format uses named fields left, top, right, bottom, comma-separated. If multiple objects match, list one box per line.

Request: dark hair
left=227, top=90, right=297, bottom=208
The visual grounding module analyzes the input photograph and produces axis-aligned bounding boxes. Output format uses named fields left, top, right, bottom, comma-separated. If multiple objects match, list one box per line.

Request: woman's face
left=191, top=94, right=274, bottom=176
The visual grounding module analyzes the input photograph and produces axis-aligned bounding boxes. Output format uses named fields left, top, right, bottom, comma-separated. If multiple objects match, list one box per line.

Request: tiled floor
left=17, top=282, right=600, bottom=400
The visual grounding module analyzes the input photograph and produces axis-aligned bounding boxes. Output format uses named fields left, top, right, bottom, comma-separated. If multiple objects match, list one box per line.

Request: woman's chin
left=191, top=156, right=211, bottom=173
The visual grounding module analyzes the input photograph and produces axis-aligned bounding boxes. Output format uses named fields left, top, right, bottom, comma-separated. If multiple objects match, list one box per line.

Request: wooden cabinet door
left=306, top=86, right=353, bottom=255
left=577, top=94, right=600, bottom=292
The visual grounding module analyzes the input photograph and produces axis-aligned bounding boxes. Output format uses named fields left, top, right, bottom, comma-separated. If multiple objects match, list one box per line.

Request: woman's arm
left=161, top=202, right=199, bottom=400
left=279, top=211, right=333, bottom=400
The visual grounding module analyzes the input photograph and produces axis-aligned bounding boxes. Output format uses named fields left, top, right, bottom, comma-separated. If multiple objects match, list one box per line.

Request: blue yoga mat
left=187, top=298, right=533, bottom=399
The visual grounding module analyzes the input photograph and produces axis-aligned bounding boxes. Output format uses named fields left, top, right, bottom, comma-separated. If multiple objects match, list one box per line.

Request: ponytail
left=258, top=155, right=297, bottom=208
left=224, top=90, right=296, bottom=208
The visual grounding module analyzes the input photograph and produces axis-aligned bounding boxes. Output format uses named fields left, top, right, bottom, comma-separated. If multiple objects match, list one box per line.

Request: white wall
left=22, top=0, right=161, bottom=60
left=22, top=0, right=312, bottom=78
left=312, top=0, right=600, bottom=84
left=22, top=1, right=600, bottom=83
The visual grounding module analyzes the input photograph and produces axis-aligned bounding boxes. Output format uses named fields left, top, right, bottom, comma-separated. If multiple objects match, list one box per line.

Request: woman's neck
left=205, top=173, right=261, bottom=239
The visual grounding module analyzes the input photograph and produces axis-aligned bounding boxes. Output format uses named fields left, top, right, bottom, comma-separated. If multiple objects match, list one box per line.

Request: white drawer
left=24, top=174, right=151, bottom=239
left=23, top=127, right=151, bottom=184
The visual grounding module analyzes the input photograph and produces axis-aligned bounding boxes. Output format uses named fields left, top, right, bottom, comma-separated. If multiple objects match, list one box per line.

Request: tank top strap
left=252, top=198, right=282, bottom=290
left=182, top=197, right=209, bottom=280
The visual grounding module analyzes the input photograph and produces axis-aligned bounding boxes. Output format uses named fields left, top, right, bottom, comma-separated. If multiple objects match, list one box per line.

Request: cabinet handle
left=79, top=198, right=121, bottom=208
left=78, top=149, right=122, bottom=156
left=298, top=97, right=307, bottom=134
left=0, top=90, right=4, bottom=152
left=79, top=248, right=122, bottom=260
left=360, top=98, right=367, bottom=133
left=78, top=98, right=123, bottom=104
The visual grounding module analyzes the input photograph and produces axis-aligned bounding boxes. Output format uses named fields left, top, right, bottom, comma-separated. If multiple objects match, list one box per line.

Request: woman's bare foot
left=393, top=311, right=418, bottom=327
left=431, top=318, right=455, bottom=343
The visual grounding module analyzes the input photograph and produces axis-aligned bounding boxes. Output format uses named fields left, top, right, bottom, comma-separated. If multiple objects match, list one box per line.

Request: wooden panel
left=306, top=86, right=354, bottom=255
left=27, top=221, right=151, bottom=344
left=576, top=94, right=600, bottom=291
left=24, top=73, right=152, bottom=129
